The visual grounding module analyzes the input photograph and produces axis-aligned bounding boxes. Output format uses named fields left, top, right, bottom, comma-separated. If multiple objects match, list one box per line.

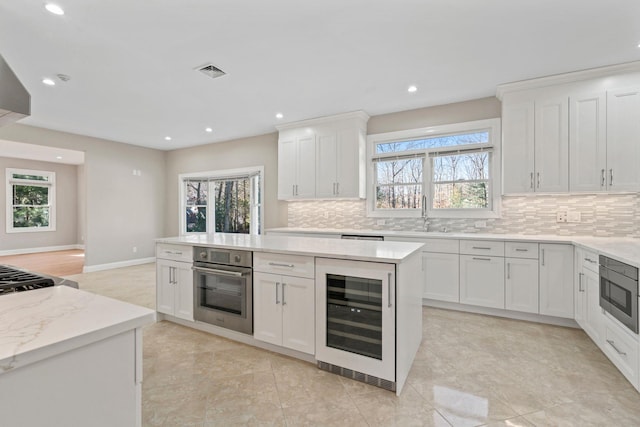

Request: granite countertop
left=0, top=286, right=155, bottom=374
left=266, top=227, right=640, bottom=269
left=156, top=233, right=424, bottom=264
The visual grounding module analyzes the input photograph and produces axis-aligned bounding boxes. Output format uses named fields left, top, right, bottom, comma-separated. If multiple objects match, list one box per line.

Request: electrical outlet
left=322, top=212, right=330, bottom=219
left=377, top=219, right=386, bottom=226
left=556, top=211, right=568, bottom=223
left=132, top=246, right=137, bottom=253
left=568, top=211, right=582, bottom=223
left=474, top=220, right=487, bottom=229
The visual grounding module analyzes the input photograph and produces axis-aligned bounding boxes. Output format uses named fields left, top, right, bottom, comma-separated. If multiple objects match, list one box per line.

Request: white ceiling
left=1, top=1, right=639, bottom=151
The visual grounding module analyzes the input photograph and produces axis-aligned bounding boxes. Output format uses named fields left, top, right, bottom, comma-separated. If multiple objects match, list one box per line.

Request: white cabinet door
left=570, top=92, right=607, bottom=192
left=502, top=101, right=535, bottom=194
left=460, top=255, right=505, bottom=309
left=606, top=87, right=640, bottom=191
left=253, top=272, right=283, bottom=346
left=423, top=252, right=459, bottom=302
left=575, top=248, right=587, bottom=329
left=539, top=244, right=574, bottom=318
left=534, top=96, right=569, bottom=192
left=584, top=268, right=603, bottom=344
left=296, top=135, right=316, bottom=198
left=505, top=257, right=539, bottom=314
left=174, top=262, right=194, bottom=321
left=316, top=132, right=338, bottom=198
left=156, top=259, right=174, bottom=316
left=335, top=127, right=361, bottom=198
left=281, top=276, right=315, bottom=354
left=278, top=138, right=297, bottom=199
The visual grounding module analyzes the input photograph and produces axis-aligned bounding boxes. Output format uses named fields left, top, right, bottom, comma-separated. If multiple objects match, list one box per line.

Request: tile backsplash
left=287, top=194, right=640, bottom=238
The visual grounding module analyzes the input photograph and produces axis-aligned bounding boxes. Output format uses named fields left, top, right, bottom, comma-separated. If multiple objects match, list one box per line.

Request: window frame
left=178, top=166, right=264, bottom=236
left=5, top=168, right=57, bottom=233
left=367, top=118, right=501, bottom=219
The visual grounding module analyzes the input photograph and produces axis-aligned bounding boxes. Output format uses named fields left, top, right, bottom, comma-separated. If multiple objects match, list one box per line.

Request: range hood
left=0, top=54, right=30, bottom=127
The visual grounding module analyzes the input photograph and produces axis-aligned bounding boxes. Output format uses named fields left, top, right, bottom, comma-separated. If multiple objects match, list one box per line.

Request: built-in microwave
left=599, top=255, right=638, bottom=334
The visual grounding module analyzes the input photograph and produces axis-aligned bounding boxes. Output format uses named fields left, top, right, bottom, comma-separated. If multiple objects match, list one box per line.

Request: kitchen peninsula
left=0, top=286, right=155, bottom=427
left=155, top=233, right=424, bottom=394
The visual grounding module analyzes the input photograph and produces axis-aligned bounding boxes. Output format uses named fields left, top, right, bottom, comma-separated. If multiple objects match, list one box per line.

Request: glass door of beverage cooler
left=316, top=258, right=395, bottom=382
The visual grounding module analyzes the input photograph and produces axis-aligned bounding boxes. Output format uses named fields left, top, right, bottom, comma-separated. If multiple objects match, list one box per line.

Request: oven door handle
left=192, top=266, right=244, bottom=277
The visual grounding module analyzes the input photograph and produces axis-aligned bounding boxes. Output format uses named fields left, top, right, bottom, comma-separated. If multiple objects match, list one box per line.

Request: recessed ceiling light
left=45, top=3, right=64, bottom=15
left=164, top=136, right=172, bottom=141
left=275, top=113, right=283, bottom=119
left=205, top=127, right=213, bottom=133
left=56, top=156, right=63, bottom=160
left=408, top=85, right=418, bottom=93
left=42, top=78, right=56, bottom=86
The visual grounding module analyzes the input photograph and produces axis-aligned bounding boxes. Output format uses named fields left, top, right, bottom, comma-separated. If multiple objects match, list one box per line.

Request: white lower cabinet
left=253, top=272, right=315, bottom=355
left=423, top=252, right=459, bottom=302
left=539, top=244, right=574, bottom=318
left=602, top=313, right=639, bottom=388
left=156, top=258, right=194, bottom=321
left=460, top=255, right=505, bottom=309
left=505, top=257, right=539, bottom=313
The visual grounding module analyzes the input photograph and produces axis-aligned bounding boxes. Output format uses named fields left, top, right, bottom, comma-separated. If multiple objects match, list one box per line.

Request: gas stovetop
left=0, top=265, right=56, bottom=295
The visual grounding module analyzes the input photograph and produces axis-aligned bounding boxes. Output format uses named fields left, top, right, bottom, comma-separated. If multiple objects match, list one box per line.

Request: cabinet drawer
left=581, top=249, right=599, bottom=273
left=460, top=240, right=505, bottom=256
left=254, top=252, right=315, bottom=278
left=602, top=315, right=639, bottom=387
left=505, top=242, right=539, bottom=259
left=421, top=239, right=459, bottom=254
left=156, top=244, right=193, bottom=262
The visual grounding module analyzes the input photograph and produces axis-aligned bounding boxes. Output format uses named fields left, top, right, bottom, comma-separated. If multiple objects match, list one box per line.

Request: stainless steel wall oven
left=193, top=247, right=253, bottom=335
left=599, top=255, right=638, bottom=334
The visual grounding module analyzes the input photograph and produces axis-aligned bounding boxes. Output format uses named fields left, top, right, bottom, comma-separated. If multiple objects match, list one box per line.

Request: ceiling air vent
left=196, top=64, right=226, bottom=79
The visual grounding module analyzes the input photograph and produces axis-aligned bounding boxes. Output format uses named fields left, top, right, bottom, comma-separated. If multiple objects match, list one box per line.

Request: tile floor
left=67, top=264, right=640, bottom=426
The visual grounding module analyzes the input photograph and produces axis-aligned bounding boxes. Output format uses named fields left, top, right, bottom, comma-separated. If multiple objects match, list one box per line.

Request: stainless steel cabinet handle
left=387, top=273, right=392, bottom=308
left=169, top=266, right=174, bottom=284
left=268, top=262, right=295, bottom=268
left=606, top=339, right=626, bottom=356
left=537, top=172, right=540, bottom=189
left=584, top=257, right=597, bottom=264
left=609, top=169, right=613, bottom=186
left=472, top=246, right=491, bottom=250
left=473, top=257, right=492, bottom=261
left=275, top=282, right=280, bottom=304
left=292, top=184, right=295, bottom=196
left=507, top=263, right=511, bottom=279
left=282, top=283, right=286, bottom=305
left=541, top=249, right=545, bottom=266
left=192, top=266, right=243, bottom=277
left=166, top=250, right=183, bottom=255
left=515, top=248, right=528, bottom=252
left=336, top=182, right=339, bottom=195
left=579, top=272, right=584, bottom=292
left=530, top=172, right=534, bottom=189
left=601, top=169, right=605, bottom=187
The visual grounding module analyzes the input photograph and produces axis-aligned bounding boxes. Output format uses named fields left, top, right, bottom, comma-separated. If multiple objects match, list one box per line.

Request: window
left=180, top=167, right=263, bottom=235
left=368, top=119, right=501, bottom=218
left=6, top=168, right=56, bottom=233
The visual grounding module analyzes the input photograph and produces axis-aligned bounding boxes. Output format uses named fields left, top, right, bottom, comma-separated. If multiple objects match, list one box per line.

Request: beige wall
left=0, top=123, right=166, bottom=267
left=367, top=97, right=501, bottom=134
left=0, top=157, right=78, bottom=251
left=164, top=132, right=287, bottom=236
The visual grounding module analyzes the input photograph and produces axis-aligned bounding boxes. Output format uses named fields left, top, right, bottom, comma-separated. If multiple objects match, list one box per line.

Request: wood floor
left=0, top=249, right=84, bottom=276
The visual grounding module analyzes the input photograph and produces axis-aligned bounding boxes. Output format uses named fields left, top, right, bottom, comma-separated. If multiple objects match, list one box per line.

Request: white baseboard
left=423, top=298, right=580, bottom=329
left=0, top=244, right=84, bottom=257
left=83, top=257, right=155, bottom=273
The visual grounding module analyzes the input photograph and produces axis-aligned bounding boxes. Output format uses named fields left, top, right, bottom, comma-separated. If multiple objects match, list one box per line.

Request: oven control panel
left=194, top=247, right=252, bottom=268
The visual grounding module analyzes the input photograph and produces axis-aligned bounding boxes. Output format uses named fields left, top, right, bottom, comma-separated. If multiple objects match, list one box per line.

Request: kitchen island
left=0, top=286, right=155, bottom=427
left=156, top=233, right=424, bottom=395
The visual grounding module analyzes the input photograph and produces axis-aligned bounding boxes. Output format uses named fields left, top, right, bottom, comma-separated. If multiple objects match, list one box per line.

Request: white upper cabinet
left=569, top=91, right=607, bottom=192
left=501, top=96, right=569, bottom=194
left=606, top=87, right=640, bottom=192
left=499, top=63, right=640, bottom=195
left=534, top=96, right=569, bottom=192
left=277, top=111, right=369, bottom=200
left=277, top=133, right=316, bottom=199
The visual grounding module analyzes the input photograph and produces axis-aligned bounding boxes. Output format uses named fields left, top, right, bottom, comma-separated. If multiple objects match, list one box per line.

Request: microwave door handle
left=192, top=266, right=243, bottom=277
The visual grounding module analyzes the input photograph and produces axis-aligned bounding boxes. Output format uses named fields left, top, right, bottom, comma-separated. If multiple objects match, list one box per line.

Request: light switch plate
left=567, top=211, right=582, bottom=223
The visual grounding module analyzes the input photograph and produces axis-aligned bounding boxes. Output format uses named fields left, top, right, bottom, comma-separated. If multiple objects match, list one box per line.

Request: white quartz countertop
left=266, top=227, right=640, bottom=269
left=156, top=233, right=424, bottom=263
left=0, top=286, right=155, bottom=374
